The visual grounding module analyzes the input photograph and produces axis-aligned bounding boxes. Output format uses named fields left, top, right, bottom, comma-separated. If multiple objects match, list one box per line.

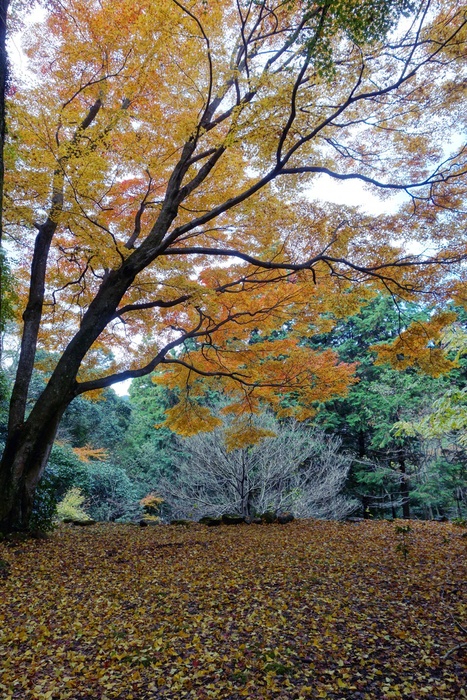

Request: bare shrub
left=157, top=417, right=356, bottom=521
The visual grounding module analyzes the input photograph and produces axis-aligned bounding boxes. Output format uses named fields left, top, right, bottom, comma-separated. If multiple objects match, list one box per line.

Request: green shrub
left=46, top=443, right=91, bottom=497
left=30, top=444, right=87, bottom=531
left=86, top=462, right=139, bottom=521
left=56, top=488, right=90, bottom=521
left=33, top=444, right=139, bottom=524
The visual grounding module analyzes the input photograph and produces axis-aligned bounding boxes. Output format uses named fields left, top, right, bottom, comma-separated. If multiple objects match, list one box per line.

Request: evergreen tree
left=116, top=375, right=178, bottom=485
left=312, top=295, right=463, bottom=518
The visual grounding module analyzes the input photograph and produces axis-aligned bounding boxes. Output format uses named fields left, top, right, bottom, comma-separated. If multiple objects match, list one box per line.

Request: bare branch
left=113, top=295, right=190, bottom=319
left=158, top=416, right=356, bottom=520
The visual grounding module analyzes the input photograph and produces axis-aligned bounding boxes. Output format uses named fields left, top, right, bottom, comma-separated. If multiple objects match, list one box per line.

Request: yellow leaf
left=224, top=421, right=276, bottom=451
left=163, top=403, right=222, bottom=436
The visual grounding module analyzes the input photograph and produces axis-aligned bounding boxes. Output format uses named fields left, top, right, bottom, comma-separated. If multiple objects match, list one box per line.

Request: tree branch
left=113, top=295, right=190, bottom=319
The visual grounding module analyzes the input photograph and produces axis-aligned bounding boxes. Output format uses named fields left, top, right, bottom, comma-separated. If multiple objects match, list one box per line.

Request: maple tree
left=1, top=0, right=467, bottom=531
left=396, top=324, right=467, bottom=441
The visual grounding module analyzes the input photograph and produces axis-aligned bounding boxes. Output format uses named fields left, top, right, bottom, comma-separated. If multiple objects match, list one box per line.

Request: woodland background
left=1, top=292, right=466, bottom=527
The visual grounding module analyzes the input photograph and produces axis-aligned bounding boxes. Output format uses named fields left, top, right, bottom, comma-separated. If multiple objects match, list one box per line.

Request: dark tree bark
left=362, top=495, right=371, bottom=519
left=0, top=409, right=65, bottom=532
left=398, top=453, right=411, bottom=520
left=358, top=429, right=366, bottom=459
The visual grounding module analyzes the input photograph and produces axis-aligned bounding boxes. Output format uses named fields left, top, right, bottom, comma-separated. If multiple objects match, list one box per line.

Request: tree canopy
left=1, top=0, right=467, bottom=530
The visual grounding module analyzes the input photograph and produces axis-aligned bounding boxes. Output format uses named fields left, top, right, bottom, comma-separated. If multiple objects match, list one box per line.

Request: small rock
left=277, top=512, right=294, bottom=525
left=30, top=529, right=50, bottom=539
left=5, top=532, right=29, bottom=542
left=221, top=514, right=245, bottom=525
left=199, top=516, right=221, bottom=527
left=260, top=511, right=277, bottom=524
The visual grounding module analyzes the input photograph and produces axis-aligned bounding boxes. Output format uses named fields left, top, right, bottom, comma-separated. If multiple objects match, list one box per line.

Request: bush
left=45, top=443, right=91, bottom=498
left=56, top=488, right=90, bottom=521
left=86, top=462, right=139, bottom=521
left=158, top=417, right=356, bottom=521
left=31, top=444, right=88, bottom=531
left=140, top=492, right=164, bottom=517
left=34, top=444, right=140, bottom=524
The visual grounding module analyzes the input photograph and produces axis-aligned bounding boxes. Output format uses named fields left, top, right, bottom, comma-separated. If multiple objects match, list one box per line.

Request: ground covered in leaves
left=0, top=520, right=466, bottom=699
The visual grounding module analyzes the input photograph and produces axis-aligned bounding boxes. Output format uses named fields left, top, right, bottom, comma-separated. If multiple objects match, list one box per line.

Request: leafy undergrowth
left=0, top=520, right=466, bottom=699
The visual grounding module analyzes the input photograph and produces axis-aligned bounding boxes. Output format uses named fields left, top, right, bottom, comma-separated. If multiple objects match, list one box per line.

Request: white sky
left=309, top=175, right=407, bottom=214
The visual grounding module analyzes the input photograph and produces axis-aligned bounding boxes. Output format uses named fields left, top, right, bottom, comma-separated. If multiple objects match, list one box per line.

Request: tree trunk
left=0, top=200, right=182, bottom=531
left=362, top=494, right=371, bottom=519
left=398, top=453, right=411, bottom=520
left=240, top=452, right=251, bottom=518
left=390, top=494, right=397, bottom=520
left=0, top=407, right=65, bottom=532
left=358, top=429, right=365, bottom=458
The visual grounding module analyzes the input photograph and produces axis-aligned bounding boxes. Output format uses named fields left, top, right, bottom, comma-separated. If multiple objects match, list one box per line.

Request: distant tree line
left=1, top=293, right=466, bottom=527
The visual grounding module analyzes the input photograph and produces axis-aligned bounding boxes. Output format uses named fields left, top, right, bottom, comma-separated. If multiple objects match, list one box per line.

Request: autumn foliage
left=5, top=0, right=467, bottom=413
left=0, top=520, right=466, bottom=698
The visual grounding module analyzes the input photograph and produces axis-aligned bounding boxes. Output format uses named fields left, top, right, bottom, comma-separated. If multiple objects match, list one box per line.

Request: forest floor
left=0, top=519, right=466, bottom=700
